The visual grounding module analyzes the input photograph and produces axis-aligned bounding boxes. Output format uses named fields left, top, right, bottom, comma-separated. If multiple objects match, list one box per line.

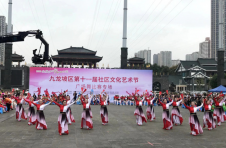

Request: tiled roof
left=128, top=57, right=145, bottom=61
left=58, top=46, right=96, bottom=54
left=52, top=54, right=102, bottom=59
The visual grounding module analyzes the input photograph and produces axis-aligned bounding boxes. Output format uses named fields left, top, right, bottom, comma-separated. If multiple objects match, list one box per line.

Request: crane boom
left=0, top=30, right=52, bottom=64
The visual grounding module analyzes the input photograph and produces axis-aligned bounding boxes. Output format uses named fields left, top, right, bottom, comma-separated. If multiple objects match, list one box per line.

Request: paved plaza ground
left=0, top=104, right=225, bottom=148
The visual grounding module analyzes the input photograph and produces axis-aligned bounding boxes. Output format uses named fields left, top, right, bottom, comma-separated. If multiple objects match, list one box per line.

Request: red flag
left=159, top=91, right=162, bottom=96
left=103, top=89, right=105, bottom=92
left=220, top=93, right=224, bottom=97
left=65, top=89, right=68, bottom=92
left=52, top=92, right=57, bottom=96
left=137, top=90, right=140, bottom=93
left=207, top=92, right=212, bottom=97
left=22, top=90, right=24, bottom=94
left=81, top=87, right=84, bottom=92
left=166, top=90, right=168, bottom=94
left=181, top=94, right=184, bottom=99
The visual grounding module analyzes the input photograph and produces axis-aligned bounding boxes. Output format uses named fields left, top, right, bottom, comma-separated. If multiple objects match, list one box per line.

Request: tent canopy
left=208, top=85, right=226, bottom=92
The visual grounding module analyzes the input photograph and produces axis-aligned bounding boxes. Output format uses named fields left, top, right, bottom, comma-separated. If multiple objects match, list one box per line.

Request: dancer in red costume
left=213, top=94, right=226, bottom=126
left=80, top=92, right=93, bottom=129
left=170, top=95, right=183, bottom=125
left=32, top=99, right=51, bottom=130
left=65, top=95, right=75, bottom=125
left=159, top=97, right=173, bottom=130
left=13, top=94, right=27, bottom=121
left=145, top=94, right=156, bottom=121
left=134, top=92, right=147, bottom=125
left=52, top=99, right=75, bottom=135
left=183, top=100, right=203, bottom=136
left=203, top=98, right=216, bottom=130
left=24, top=95, right=39, bottom=125
left=100, top=91, right=109, bottom=125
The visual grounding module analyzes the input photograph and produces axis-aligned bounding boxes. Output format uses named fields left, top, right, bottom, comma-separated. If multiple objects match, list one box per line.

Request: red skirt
left=146, top=105, right=155, bottom=121
left=81, top=109, right=93, bottom=129
left=58, top=113, right=69, bottom=134
left=189, top=114, right=203, bottom=135
left=134, top=106, right=147, bottom=123
left=66, top=107, right=75, bottom=124
left=162, top=110, right=173, bottom=130
left=171, top=107, right=183, bottom=125
left=100, top=106, right=108, bottom=124
left=203, top=111, right=216, bottom=130
left=36, top=111, right=47, bottom=130
left=16, top=104, right=27, bottom=121
left=213, top=107, right=222, bottom=125
left=28, top=107, right=36, bottom=125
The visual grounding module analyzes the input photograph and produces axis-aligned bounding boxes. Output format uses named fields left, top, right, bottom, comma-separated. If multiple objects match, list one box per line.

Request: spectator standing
left=73, top=91, right=77, bottom=102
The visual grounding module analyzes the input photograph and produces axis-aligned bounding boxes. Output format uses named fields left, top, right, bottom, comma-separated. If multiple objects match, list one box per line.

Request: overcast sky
left=0, top=0, right=210, bottom=67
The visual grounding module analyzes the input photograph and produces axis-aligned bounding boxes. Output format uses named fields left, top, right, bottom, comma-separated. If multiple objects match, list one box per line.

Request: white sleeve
left=21, top=98, right=25, bottom=104
left=195, top=103, right=203, bottom=110
left=176, top=100, right=182, bottom=106
left=66, top=101, right=76, bottom=109
left=151, top=98, right=156, bottom=104
left=33, top=100, right=39, bottom=103
left=69, top=97, right=74, bottom=103
left=142, top=97, right=145, bottom=102
left=167, top=100, right=173, bottom=106
left=88, top=96, right=92, bottom=104
left=42, top=102, right=51, bottom=108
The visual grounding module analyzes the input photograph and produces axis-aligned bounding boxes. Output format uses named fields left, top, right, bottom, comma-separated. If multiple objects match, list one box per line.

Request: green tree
left=161, top=66, right=169, bottom=74
left=210, top=74, right=226, bottom=89
left=196, top=78, right=203, bottom=91
left=210, top=74, right=218, bottom=89
left=169, top=65, right=178, bottom=75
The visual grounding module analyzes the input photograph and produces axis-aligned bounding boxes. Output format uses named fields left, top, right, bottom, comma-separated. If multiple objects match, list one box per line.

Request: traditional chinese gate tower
left=52, top=46, right=102, bottom=68
left=12, top=52, right=24, bottom=66
left=127, top=57, right=145, bottom=69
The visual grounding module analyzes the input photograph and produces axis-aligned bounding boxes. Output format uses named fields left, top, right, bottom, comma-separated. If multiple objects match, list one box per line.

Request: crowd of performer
left=0, top=89, right=226, bottom=136
left=112, top=90, right=226, bottom=136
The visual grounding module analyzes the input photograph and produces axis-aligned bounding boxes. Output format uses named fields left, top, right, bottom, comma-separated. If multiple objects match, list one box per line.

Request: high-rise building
left=171, top=60, right=180, bottom=67
left=158, top=51, right=172, bottom=67
left=153, top=54, right=158, bottom=65
left=199, top=37, right=211, bottom=58
left=147, top=50, right=151, bottom=63
left=134, top=49, right=151, bottom=64
left=0, top=16, right=7, bottom=65
left=211, top=0, right=226, bottom=59
left=186, top=54, right=191, bottom=61
left=143, top=50, right=148, bottom=63
left=186, top=52, right=199, bottom=61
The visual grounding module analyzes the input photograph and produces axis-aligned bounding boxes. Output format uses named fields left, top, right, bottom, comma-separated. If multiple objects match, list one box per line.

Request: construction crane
left=0, top=30, right=52, bottom=64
